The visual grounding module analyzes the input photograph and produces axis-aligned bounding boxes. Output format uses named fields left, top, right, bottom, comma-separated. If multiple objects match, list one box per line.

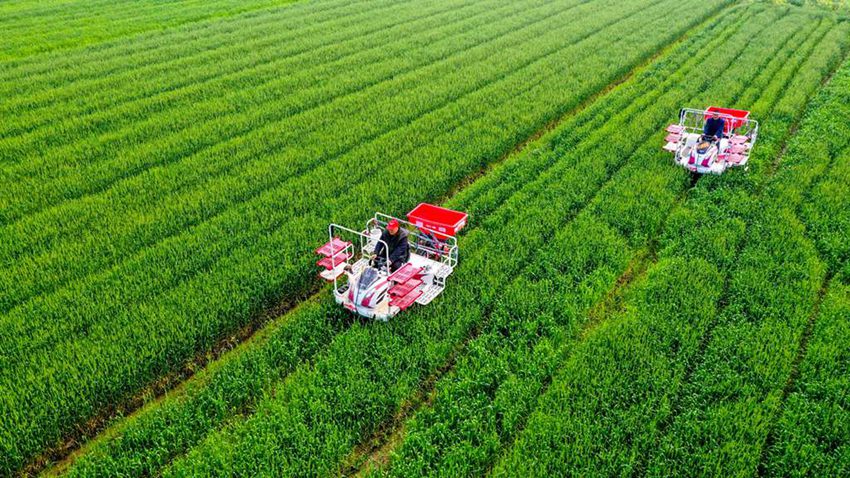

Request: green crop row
left=0, top=0, right=302, bottom=63
left=0, top=0, right=377, bottom=90
left=761, top=275, right=850, bottom=477
left=645, top=45, right=850, bottom=477
left=760, top=68, right=850, bottom=478
left=49, top=2, right=737, bottom=476
left=0, top=0, right=459, bottom=159
left=0, top=0, right=421, bottom=142
left=0, top=0, right=387, bottom=108
left=490, top=15, right=850, bottom=478
left=378, top=9, right=842, bottom=478
left=0, top=0, right=707, bottom=473
left=0, top=0, right=579, bottom=313
left=149, top=4, right=801, bottom=477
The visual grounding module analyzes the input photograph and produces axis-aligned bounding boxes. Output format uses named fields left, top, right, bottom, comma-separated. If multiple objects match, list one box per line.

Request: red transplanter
left=314, top=203, right=467, bottom=321
left=662, top=106, right=759, bottom=175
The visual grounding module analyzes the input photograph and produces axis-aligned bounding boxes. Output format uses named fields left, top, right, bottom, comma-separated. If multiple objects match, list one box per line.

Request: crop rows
left=0, top=0, right=572, bottom=313
left=58, top=1, right=816, bottom=472
left=493, top=19, right=850, bottom=477
left=0, top=0, right=721, bottom=473
left=644, top=38, right=850, bottom=476
left=3, top=0, right=628, bottom=376
left=7, top=1, right=850, bottom=477
left=0, top=0, right=374, bottom=100
left=45, top=1, right=751, bottom=476
left=0, top=0, right=439, bottom=166
left=759, top=103, right=850, bottom=476
left=0, top=0, right=453, bottom=151
left=0, top=0, right=302, bottom=62
left=758, top=45, right=850, bottom=478
left=373, top=8, right=848, bottom=478
left=166, top=6, right=850, bottom=478
left=0, top=1, right=454, bottom=217
left=761, top=274, right=850, bottom=477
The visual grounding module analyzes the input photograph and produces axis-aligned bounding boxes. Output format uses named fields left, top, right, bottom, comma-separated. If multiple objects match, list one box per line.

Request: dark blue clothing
left=373, top=228, right=409, bottom=270
left=703, top=117, right=725, bottom=138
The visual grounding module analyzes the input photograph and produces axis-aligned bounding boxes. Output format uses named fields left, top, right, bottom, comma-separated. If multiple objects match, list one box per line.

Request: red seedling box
left=406, top=203, right=467, bottom=237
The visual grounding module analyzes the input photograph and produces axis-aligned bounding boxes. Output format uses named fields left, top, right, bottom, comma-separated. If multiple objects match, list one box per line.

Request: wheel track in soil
left=347, top=9, right=847, bottom=477
left=0, top=0, right=605, bottom=355
left=24, top=2, right=701, bottom=475
left=340, top=5, right=801, bottom=475
left=627, top=25, right=850, bottom=478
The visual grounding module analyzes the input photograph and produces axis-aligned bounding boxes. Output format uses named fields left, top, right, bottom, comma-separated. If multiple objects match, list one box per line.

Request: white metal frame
left=327, top=223, right=390, bottom=296
left=325, top=212, right=460, bottom=320
left=368, top=213, right=459, bottom=270
left=676, top=107, right=759, bottom=142
left=667, top=108, right=760, bottom=174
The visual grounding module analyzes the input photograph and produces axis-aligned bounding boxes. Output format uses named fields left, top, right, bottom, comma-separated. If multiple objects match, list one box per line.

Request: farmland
left=1, top=0, right=849, bottom=477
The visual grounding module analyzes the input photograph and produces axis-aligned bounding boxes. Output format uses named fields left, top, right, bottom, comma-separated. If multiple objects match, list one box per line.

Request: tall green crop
left=0, top=0, right=727, bottom=474
left=4, top=1, right=850, bottom=477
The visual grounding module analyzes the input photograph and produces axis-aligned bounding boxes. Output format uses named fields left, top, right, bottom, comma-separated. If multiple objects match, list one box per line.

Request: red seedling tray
left=316, top=237, right=350, bottom=257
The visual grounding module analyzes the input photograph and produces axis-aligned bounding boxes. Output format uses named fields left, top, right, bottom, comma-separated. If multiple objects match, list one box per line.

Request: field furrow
left=0, top=0, right=719, bottom=473
left=489, top=14, right=850, bottom=478
left=5, top=1, right=850, bottom=477
left=367, top=9, right=837, bottom=478
left=0, top=0, right=303, bottom=62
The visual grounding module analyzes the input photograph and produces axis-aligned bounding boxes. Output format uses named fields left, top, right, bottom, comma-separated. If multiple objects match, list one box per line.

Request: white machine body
left=663, top=106, right=759, bottom=175
left=315, top=205, right=466, bottom=321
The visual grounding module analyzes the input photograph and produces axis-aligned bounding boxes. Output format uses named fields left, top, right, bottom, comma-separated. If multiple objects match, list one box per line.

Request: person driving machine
left=703, top=111, right=725, bottom=141
left=372, top=219, right=410, bottom=273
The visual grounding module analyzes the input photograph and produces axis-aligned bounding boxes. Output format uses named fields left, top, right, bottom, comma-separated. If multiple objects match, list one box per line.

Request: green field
left=1, top=0, right=849, bottom=476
